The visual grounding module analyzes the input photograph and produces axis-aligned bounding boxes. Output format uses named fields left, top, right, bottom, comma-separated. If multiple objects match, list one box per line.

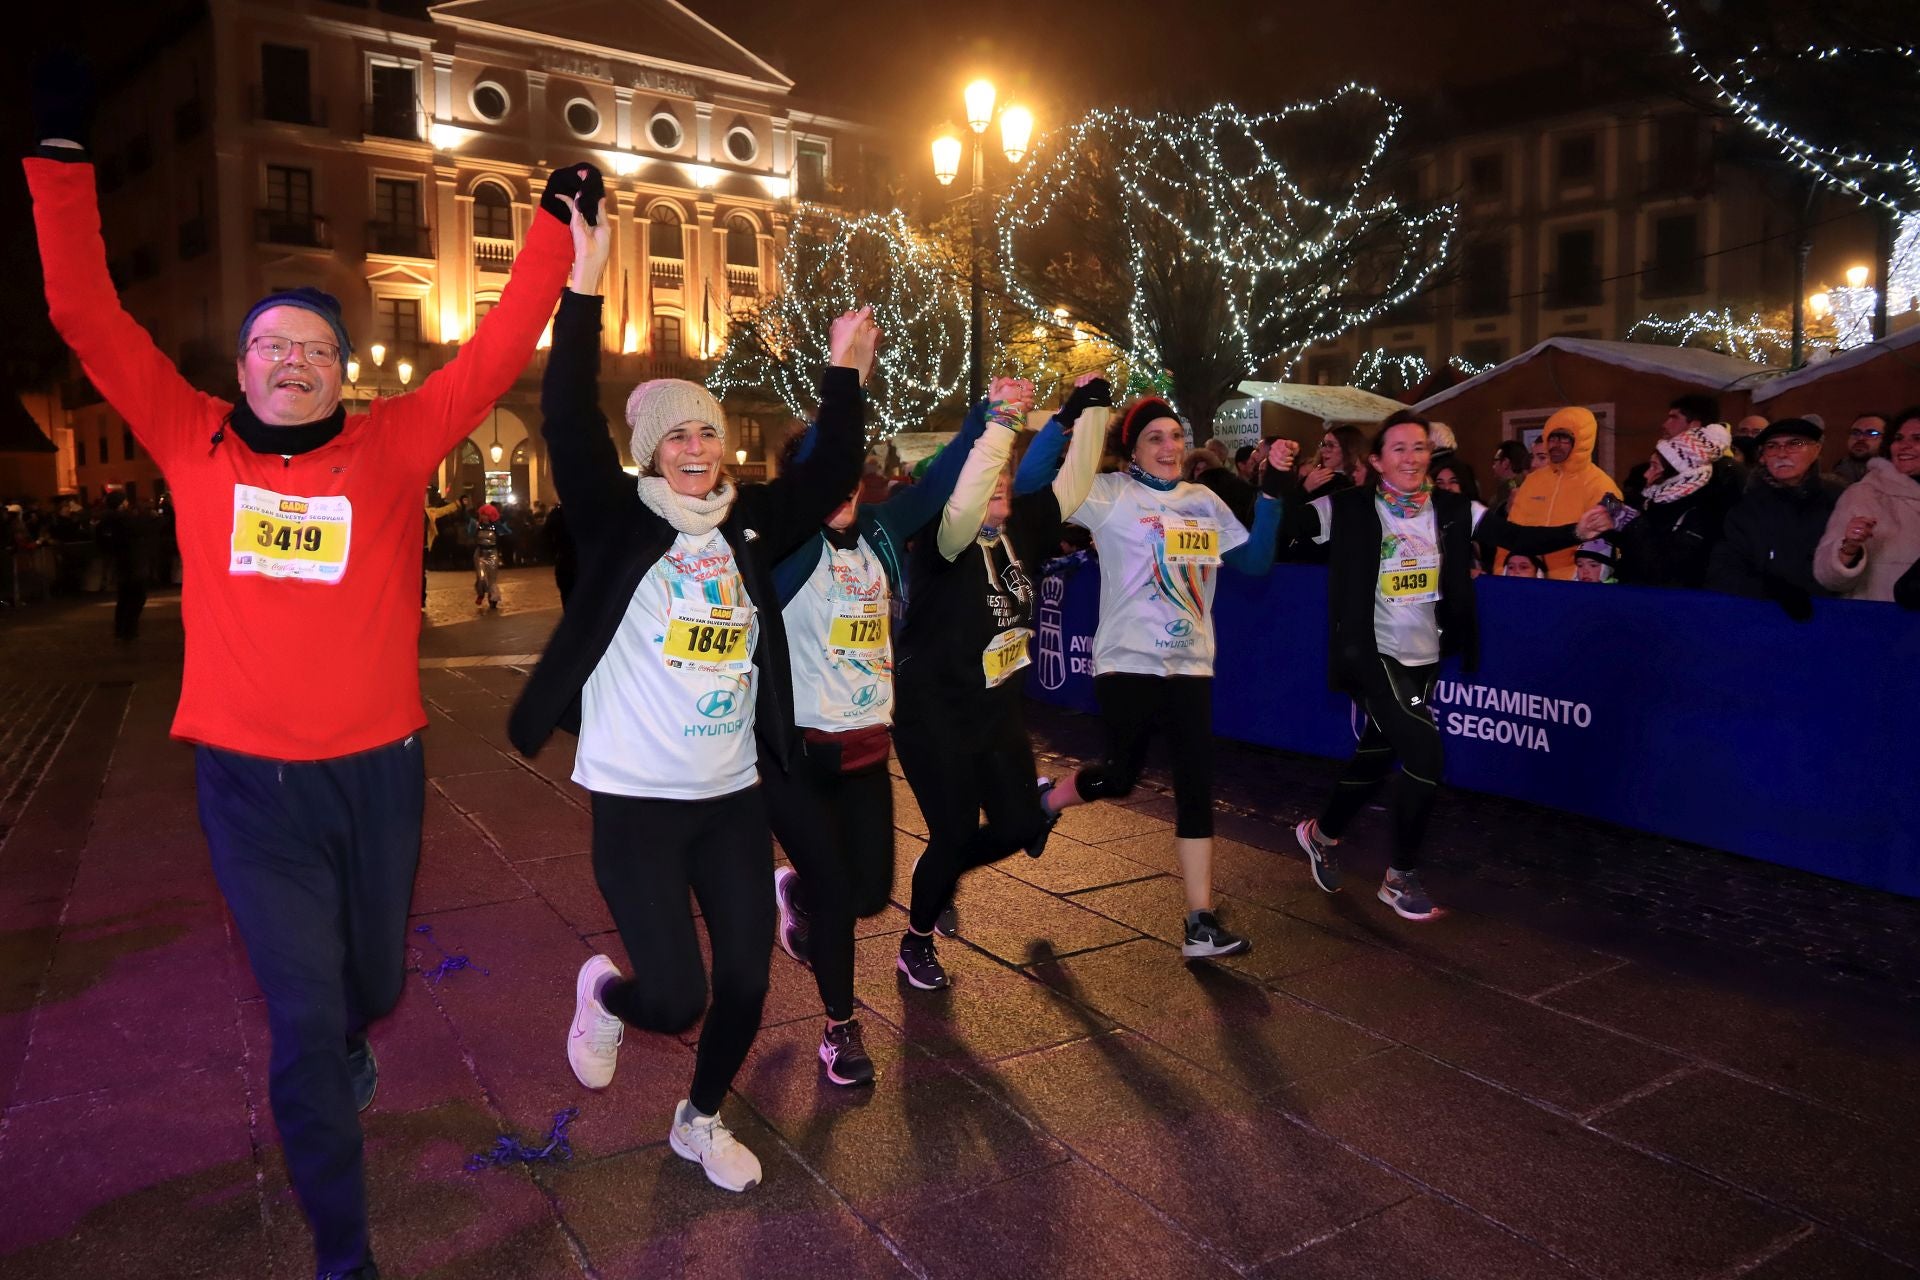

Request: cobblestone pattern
left=0, top=683, right=93, bottom=846
left=1026, top=703, right=1920, bottom=1005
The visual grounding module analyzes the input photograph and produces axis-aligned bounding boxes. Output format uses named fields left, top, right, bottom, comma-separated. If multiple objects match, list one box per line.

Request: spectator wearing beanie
left=1815, top=407, right=1920, bottom=602
left=1708, top=418, right=1843, bottom=615
left=1494, top=406, right=1622, bottom=579
left=1573, top=539, right=1616, bottom=583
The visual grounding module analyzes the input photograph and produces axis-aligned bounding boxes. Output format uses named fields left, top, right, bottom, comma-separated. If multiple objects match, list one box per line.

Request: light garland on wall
left=1345, top=348, right=1491, bottom=396
left=708, top=207, right=969, bottom=440
left=995, top=88, right=1456, bottom=420
left=1653, top=0, right=1920, bottom=214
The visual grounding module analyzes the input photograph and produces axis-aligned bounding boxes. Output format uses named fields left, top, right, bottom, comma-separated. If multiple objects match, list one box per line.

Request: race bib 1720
left=1161, top=516, right=1221, bottom=566
left=229, top=485, right=352, bottom=583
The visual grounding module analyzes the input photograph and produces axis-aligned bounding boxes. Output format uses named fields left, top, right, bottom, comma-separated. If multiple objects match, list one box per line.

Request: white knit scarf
left=637, top=475, right=737, bottom=536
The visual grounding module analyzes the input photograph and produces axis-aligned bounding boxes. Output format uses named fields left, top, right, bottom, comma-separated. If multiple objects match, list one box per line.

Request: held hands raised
left=988, top=377, right=1036, bottom=430
left=1574, top=505, right=1614, bottom=540
left=1057, top=373, right=1113, bottom=428
left=829, top=307, right=881, bottom=385
left=565, top=193, right=613, bottom=295
left=1266, top=438, right=1300, bottom=472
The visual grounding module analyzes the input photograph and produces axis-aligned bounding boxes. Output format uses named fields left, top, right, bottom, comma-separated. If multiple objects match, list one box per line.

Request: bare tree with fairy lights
left=996, top=88, right=1456, bottom=430
left=709, top=208, right=969, bottom=441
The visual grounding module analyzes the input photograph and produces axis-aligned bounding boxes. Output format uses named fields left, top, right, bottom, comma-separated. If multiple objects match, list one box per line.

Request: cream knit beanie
left=624, top=379, right=727, bottom=475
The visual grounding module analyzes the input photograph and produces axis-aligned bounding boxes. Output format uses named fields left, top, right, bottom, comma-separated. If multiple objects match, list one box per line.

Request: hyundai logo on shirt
left=851, top=683, right=879, bottom=709
left=1164, top=618, right=1195, bottom=638
left=697, top=689, right=738, bottom=719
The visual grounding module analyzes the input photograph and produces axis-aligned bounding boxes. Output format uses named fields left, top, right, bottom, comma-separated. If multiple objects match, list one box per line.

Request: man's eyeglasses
left=1850, top=427, right=1884, bottom=440
left=1761, top=438, right=1818, bottom=455
left=247, top=336, right=341, bottom=367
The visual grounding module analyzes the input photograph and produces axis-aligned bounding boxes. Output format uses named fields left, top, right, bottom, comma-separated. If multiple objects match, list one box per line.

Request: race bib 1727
left=229, top=485, right=352, bottom=582
left=982, top=627, right=1032, bottom=688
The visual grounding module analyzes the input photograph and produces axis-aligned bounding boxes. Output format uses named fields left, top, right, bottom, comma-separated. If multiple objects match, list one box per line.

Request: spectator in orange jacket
left=1494, top=406, right=1622, bottom=579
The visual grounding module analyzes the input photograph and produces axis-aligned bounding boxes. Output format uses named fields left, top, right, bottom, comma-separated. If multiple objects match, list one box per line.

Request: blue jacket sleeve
left=874, top=400, right=990, bottom=541
left=1012, top=415, right=1068, bottom=496
left=772, top=532, right=826, bottom=606
left=1222, top=495, right=1281, bottom=575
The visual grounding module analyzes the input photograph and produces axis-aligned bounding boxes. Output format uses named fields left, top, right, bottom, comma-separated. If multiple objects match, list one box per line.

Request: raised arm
left=537, top=198, right=628, bottom=539
left=393, top=165, right=601, bottom=467
left=935, top=378, right=1030, bottom=560
left=872, top=399, right=990, bottom=541
left=1017, top=375, right=1110, bottom=498
left=747, top=309, right=877, bottom=561
left=26, top=155, right=222, bottom=466
left=1221, top=438, right=1298, bottom=574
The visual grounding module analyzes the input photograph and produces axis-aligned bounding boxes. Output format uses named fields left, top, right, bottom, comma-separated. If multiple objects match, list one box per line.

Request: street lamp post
left=932, top=80, right=1032, bottom=407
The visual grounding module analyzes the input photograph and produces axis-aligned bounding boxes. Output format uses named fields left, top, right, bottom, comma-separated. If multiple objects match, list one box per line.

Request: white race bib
left=662, top=598, right=753, bottom=673
left=229, top=485, right=352, bottom=582
left=1161, top=516, right=1221, bottom=566
left=1379, top=554, right=1440, bottom=605
left=982, top=627, right=1032, bottom=688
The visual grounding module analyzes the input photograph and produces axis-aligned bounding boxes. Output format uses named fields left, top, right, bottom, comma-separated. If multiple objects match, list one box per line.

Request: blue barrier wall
left=1029, top=560, right=1920, bottom=897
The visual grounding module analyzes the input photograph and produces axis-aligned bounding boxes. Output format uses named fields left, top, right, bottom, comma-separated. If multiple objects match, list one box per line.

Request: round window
left=470, top=81, right=509, bottom=123
left=725, top=126, right=758, bottom=163
left=649, top=111, right=683, bottom=151
left=564, top=98, right=601, bottom=138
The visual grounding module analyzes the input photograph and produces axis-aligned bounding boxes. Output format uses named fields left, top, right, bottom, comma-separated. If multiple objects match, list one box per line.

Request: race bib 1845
left=662, top=598, right=753, bottom=673
left=229, top=485, right=352, bottom=582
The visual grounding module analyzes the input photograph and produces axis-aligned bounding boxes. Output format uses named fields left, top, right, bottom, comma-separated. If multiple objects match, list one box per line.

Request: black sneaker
left=934, top=900, right=959, bottom=938
left=1181, top=911, right=1251, bottom=959
left=1025, top=776, right=1060, bottom=859
left=819, top=1019, right=875, bottom=1086
left=773, top=867, right=811, bottom=965
left=896, top=933, right=949, bottom=990
left=347, top=1036, right=378, bottom=1113
left=1378, top=869, right=1440, bottom=921
left=1294, top=819, right=1342, bottom=894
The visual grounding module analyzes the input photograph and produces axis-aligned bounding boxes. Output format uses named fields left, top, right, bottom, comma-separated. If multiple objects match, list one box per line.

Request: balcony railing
left=609, top=350, right=710, bottom=382
left=250, top=86, right=327, bottom=128
left=255, top=209, right=330, bottom=249
left=1543, top=272, right=1603, bottom=310
left=364, top=104, right=424, bottom=142
left=367, top=222, right=432, bottom=258
left=725, top=264, right=759, bottom=297
left=474, top=236, right=516, bottom=273
left=651, top=258, right=685, bottom=289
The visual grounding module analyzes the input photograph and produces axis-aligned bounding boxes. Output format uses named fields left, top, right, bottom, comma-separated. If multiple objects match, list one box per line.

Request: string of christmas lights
left=1346, top=348, right=1492, bottom=396
left=708, top=207, right=969, bottom=439
left=1653, top=0, right=1920, bottom=214
left=1888, top=212, right=1920, bottom=316
left=1625, top=309, right=1791, bottom=364
left=995, top=89, right=1456, bottom=420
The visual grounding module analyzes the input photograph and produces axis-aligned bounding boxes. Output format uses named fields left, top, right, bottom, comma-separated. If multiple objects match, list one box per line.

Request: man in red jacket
left=27, top=55, right=601, bottom=1280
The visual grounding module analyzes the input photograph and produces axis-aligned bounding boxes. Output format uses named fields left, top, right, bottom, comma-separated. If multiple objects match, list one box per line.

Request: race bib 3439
left=229, top=485, right=352, bottom=582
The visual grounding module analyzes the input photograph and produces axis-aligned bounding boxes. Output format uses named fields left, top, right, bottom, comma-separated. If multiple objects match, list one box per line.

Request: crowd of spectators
left=2, top=490, right=176, bottom=607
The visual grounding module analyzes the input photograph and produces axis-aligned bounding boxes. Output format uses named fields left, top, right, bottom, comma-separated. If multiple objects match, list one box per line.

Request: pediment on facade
left=365, top=262, right=437, bottom=289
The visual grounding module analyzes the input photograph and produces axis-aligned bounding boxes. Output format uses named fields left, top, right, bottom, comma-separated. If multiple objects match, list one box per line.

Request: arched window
left=649, top=205, right=683, bottom=260
left=473, top=182, right=514, bottom=239
left=725, top=215, right=758, bottom=268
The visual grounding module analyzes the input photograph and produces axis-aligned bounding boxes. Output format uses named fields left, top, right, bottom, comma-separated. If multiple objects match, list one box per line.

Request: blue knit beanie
left=236, top=287, right=353, bottom=360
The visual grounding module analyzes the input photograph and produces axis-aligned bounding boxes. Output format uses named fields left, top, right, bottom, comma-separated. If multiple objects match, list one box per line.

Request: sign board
left=1237, top=380, right=1408, bottom=424
left=1211, top=398, right=1264, bottom=451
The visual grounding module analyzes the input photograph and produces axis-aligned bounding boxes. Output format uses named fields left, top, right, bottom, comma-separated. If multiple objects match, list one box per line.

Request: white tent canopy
left=1236, top=381, right=1410, bottom=424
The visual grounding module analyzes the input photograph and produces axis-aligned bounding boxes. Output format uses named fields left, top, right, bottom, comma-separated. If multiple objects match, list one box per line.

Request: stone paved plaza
left=1, top=571, right=1916, bottom=1280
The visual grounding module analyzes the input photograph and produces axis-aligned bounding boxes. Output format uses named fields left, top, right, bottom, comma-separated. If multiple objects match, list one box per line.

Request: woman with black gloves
left=1036, top=400, right=1294, bottom=959
left=1285, top=411, right=1476, bottom=921
left=763, top=398, right=997, bottom=1085
left=506, top=197, right=872, bottom=1193
left=891, top=374, right=1109, bottom=991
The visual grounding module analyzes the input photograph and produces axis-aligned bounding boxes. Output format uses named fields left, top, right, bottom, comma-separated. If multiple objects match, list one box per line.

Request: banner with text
left=1028, top=561, right=1920, bottom=897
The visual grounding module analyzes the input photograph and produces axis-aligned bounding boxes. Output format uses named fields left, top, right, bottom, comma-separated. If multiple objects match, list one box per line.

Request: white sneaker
left=567, top=955, right=624, bottom=1089
left=668, top=1099, right=762, bottom=1192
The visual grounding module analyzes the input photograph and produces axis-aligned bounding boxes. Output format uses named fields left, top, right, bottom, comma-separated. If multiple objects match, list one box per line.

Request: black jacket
left=1323, top=486, right=1478, bottom=694
left=1706, top=470, right=1844, bottom=604
left=507, top=292, right=865, bottom=768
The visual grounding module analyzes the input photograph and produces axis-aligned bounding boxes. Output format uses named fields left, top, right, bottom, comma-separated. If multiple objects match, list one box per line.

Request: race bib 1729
left=229, top=485, right=352, bottom=582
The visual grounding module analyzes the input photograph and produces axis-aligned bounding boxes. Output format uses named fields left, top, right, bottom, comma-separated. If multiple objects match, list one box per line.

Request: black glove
left=1260, top=454, right=1294, bottom=499
left=1057, top=377, right=1113, bottom=428
left=539, top=162, right=605, bottom=228
left=31, top=48, right=95, bottom=152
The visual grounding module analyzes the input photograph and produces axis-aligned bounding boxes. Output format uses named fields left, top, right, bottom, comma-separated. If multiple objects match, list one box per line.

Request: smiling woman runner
left=890, top=374, right=1111, bottom=991
left=1282, top=410, right=1483, bottom=922
left=1035, top=399, right=1294, bottom=959
left=762, top=399, right=997, bottom=1085
left=506, top=199, right=870, bottom=1193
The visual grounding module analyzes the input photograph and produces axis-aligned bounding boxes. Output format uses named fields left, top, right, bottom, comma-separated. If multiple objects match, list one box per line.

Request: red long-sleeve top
left=27, top=157, right=572, bottom=760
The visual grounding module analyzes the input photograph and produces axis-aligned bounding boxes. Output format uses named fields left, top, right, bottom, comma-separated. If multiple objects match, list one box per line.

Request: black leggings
left=761, top=744, right=894, bottom=1021
left=1073, top=674, right=1216, bottom=838
left=589, top=786, right=774, bottom=1115
left=895, top=696, right=1047, bottom=935
left=1319, top=656, right=1443, bottom=870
